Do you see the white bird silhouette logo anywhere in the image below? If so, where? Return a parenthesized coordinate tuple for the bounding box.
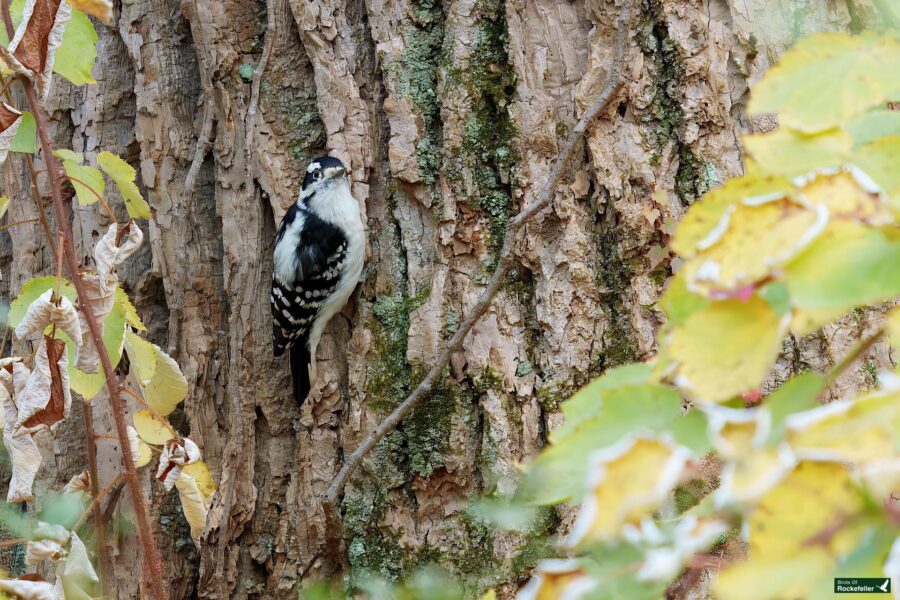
(878, 579, 890, 593)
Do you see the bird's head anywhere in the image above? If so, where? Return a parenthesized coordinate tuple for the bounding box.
(301, 156, 348, 197)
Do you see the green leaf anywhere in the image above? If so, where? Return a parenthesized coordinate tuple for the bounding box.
(53, 149, 83, 163)
(852, 135, 900, 202)
(845, 109, 900, 147)
(759, 281, 791, 316)
(9, 112, 35, 154)
(809, 527, 897, 600)
(743, 127, 851, 177)
(582, 543, 668, 600)
(62, 160, 105, 206)
(52, 9, 98, 86)
(521, 384, 683, 505)
(748, 32, 900, 133)
(97, 151, 151, 219)
(763, 372, 824, 446)
(785, 223, 900, 311)
(466, 497, 537, 532)
(554, 364, 653, 442)
(8, 276, 77, 328)
(669, 408, 712, 455)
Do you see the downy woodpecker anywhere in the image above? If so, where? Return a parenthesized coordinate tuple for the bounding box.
(272, 156, 365, 404)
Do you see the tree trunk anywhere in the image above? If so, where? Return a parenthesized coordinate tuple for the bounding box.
(0, 0, 895, 598)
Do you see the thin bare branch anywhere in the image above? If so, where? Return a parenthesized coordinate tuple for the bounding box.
(321, 0, 633, 558)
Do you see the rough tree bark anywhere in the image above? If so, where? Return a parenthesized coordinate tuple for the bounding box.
(0, 0, 895, 598)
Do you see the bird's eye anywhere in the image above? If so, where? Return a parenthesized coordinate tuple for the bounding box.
(313, 171, 322, 181)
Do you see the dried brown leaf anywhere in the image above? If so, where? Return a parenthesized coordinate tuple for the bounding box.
(19, 336, 70, 431)
(3, 0, 71, 97)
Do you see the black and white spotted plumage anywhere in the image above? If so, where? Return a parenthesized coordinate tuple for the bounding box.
(272, 156, 365, 404)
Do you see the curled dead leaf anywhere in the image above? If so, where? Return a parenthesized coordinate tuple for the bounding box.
(0, 576, 62, 600)
(156, 438, 200, 491)
(66, 0, 112, 23)
(14, 289, 81, 344)
(25, 538, 64, 566)
(75, 223, 142, 372)
(2, 363, 41, 502)
(62, 470, 91, 501)
(126, 425, 152, 468)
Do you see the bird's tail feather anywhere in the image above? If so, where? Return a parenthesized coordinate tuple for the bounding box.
(290, 345, 311, 405)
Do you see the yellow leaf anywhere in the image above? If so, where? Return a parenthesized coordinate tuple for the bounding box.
(116, 287, 146, 331)
(706, 407, 797, 506)
(714, 461, 872, 600)
(142, 347, 187, 416)
(175, 474, 208, 547)
(743, 127, 851, 177)
(0, 196, 8, 222)
(96, 151, 151, 219)
(182, 461, 215, 500)
(132, 409, 172, 446)
(713, 550, 835, 600)
(747, 32, 900, 133)
(786, 390, 900, 464)
(479, 590, 496, 600)
(669, 296, 789, 403)
(751, 461, 866, 559)
(672, 175, 792, 257)
(66, 0, 112, 24)
(123, 332, 186, 416)
(123, 330, 157, 386)
(567, 436, 690, 545)
(799, 170, 893, 225)
(679, 198, 826, 298)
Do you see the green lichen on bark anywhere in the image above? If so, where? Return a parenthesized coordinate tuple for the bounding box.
(397, 0, 446, 187)
(445, 0, 516, 253)
(637, 0, 711, 205)
(264, 89, 326, 163)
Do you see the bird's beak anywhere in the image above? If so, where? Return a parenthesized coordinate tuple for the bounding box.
(326, 166, 347, 179)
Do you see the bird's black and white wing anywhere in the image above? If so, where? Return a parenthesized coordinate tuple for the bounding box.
(271, 202, 349, 358)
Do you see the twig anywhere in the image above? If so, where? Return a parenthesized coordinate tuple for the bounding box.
(0, 218, 39, 231)
(0, 538, 25, 549)
(819, 326, 885, 397)
(321, 0, 633, 557)
(0, 72, 56, 262)
(0, 3, 168, 598)
(72, 474, 123, 533)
